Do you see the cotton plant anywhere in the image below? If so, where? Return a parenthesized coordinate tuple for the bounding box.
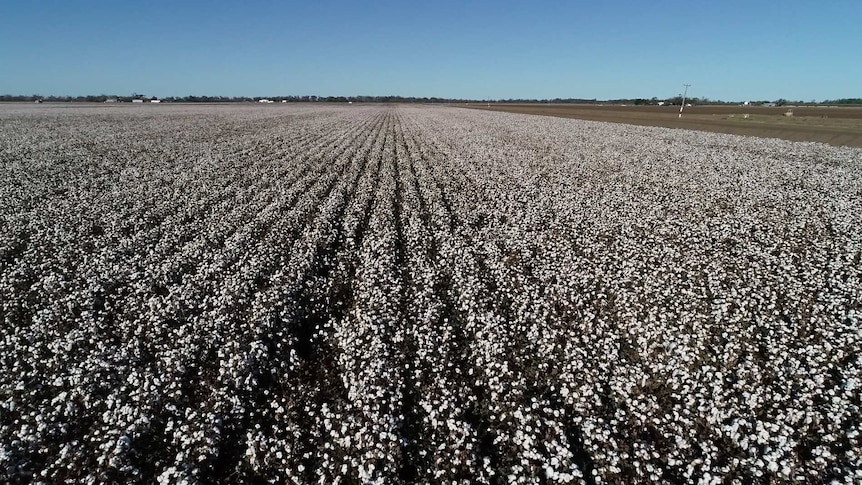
(1, 103, 860, 482)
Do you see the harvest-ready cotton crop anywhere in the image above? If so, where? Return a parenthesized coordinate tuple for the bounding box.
(1, 103, 860, 483)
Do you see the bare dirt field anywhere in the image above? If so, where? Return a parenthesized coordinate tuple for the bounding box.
(462, 103, 862, 147)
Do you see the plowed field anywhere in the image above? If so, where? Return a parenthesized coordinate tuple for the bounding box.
(464, 103, 862, 148)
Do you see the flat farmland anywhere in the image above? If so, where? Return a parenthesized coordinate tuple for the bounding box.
(463, 103, 862, 148)
(1, 103, 861, 483)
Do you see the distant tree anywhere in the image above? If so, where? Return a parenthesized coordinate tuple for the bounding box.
(824, 98, 862, 105)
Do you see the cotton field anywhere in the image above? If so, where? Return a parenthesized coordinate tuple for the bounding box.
(1, 103, 861, 483)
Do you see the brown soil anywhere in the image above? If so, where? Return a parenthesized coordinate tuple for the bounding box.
(460, 104, 862, 148)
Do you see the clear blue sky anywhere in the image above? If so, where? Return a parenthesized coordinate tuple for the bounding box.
(1, 0, 860, 101)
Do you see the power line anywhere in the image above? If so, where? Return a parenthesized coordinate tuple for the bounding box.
(679, 84, 691, 118)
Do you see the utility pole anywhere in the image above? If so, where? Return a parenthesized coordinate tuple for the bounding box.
(679, 84, 691, 118)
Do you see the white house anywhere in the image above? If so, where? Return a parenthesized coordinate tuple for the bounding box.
(132, 99, 144, 103)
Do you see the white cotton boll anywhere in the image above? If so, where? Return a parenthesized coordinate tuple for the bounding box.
(4, 103, 861, 484)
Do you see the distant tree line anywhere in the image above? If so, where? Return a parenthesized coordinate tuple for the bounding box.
(0, 94, 477, 103)
(2, 94, 860, 105)
(823, 98, 862, 105)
